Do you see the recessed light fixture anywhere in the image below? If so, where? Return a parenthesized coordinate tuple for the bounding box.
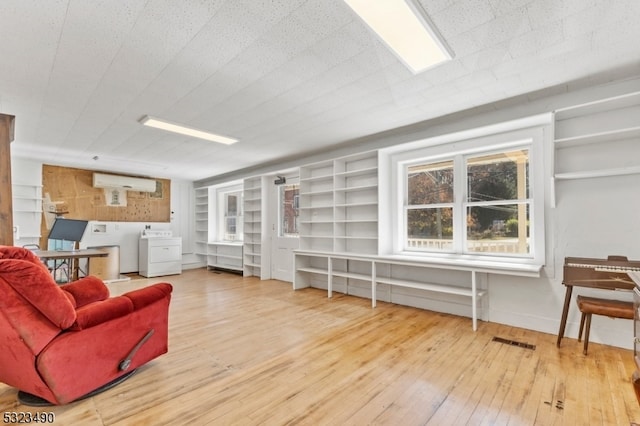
(139, 115, 238, 145)
(343, 0, 453, 74)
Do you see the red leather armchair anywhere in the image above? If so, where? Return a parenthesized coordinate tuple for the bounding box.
(0, 246, 173, 405)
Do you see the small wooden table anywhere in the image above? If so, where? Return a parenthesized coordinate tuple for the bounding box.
(34, 248, 109, 282)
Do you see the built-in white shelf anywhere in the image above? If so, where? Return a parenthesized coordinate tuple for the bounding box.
(555, 165, 640, 181)
(12, 183, 43, 245)
(194, 186, 210, 256)
(552, 89, 640, 196)
(334, 184, 377, 192)
(293, 251, 506, 331)
(243, 176, 265, 279)
(299, 189, 334, 196)
(554, 91, 640, 120)
(208, 241, 243, 273)
(298, 150, 378, 256)
(554, 126, 640, 147)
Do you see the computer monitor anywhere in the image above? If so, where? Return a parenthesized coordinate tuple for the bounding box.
(48, 218, 89, 243)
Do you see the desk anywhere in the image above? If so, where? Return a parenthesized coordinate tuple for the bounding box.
(34, 249, 109, 282)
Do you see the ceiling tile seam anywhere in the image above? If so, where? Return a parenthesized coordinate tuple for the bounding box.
(234, 75, 436, 145)
(51, 1, 150, 157)
(83, 2, 237, 155)
(193, 28, 436, 139)
(35, 0, 72, 150)
(124, 1, 318, 136)
(244, 62, 481, 144)
(235, 59, 468, 143)
(225, 57, 411, 141)
(434, 1, 497, 36)
(160, 16, 364, 138)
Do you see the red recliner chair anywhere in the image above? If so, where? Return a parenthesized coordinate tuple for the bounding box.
(0, 245, 172, 405)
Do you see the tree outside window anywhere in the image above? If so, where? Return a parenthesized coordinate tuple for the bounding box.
(405, 148, 531, 256)
(466, 149, 530, 254)
(406, 160, 454, 251)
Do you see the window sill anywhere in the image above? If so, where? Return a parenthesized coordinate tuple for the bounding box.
(383, 253, 542, 277)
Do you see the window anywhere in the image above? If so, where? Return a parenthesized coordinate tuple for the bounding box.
(213, 185, 243, 242)
(405, 149, 531, 256)
(466, 150, 530, 255)
(380, 115, 550, 268)
(406, 160, 454, 251)
(279, 184, 299, 237)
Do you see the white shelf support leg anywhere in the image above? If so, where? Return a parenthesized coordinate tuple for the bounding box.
(371, 261, 377, 308)
(472, 270, 477, 331)
(328, 256, 333, 299)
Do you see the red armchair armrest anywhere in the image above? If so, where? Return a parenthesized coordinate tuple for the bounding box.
(60, 276, 110, 308)
(67, 283, 172, 331)
(69, 297, 134, 331)
(123, 283, 173, 310)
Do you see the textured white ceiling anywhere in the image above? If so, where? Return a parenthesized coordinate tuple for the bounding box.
(1, 0, 639, 180)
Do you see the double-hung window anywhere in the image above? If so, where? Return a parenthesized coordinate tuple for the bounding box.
(213, 182, 243, 242)
(381, 115, 550, 268)
(224, 192, 241, 240)
(406, 160, 455, 251)
(405, 148, 531, 256)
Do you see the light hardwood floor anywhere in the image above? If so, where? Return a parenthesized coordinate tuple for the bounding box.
(1, 268, 639, 425)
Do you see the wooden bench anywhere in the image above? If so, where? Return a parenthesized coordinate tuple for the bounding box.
(576, 295, 634, 355)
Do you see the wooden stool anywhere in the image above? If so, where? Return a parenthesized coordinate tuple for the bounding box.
(576, 295, 634, 355)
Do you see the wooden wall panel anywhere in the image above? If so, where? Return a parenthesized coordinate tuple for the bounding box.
(0, 114, 15, 246)
(42, 164, 170, 225)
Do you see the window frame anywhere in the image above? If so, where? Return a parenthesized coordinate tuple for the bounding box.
(379, 115, 551, 269)
(278, 183, 300, 238)
(212, 182, 244, 242)
(403, 145, 533, 257)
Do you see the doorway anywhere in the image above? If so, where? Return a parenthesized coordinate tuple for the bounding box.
(268, 172, 300, 282)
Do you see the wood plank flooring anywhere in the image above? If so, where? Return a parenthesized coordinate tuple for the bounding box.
(1, 268, 639, 425)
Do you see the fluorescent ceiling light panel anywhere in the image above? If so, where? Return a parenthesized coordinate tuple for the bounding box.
(343, 0, 453, 73)
(140, 115, 238, 145)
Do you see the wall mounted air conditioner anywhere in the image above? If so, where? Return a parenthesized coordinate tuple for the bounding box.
(93, 173, 157, 192)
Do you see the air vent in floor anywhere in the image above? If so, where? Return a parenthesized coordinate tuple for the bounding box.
(492, 336, 536, 350)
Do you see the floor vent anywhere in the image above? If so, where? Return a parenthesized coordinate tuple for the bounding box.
(492, 336, 536, 350)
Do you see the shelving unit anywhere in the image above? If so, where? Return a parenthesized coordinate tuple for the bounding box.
(291, 251, 518, 331)
(554, 91, 640, 182)
(207, 242, 243, 273)
(243, 176, 263, 278)
(290, 149, 546, 330)
(194, 186, 209, 257)
(12, 183, 42, 246)
(299, 159, 335, 252)
(298, 151, 379, 254)
(334, 151, 378, 254)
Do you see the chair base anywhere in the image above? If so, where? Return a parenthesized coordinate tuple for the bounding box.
(17, 369, 137, 406)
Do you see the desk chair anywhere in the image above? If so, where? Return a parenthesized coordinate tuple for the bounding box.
(22, 244, 70, 283)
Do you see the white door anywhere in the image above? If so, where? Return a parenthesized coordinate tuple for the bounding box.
(269, 174, 300, 282)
